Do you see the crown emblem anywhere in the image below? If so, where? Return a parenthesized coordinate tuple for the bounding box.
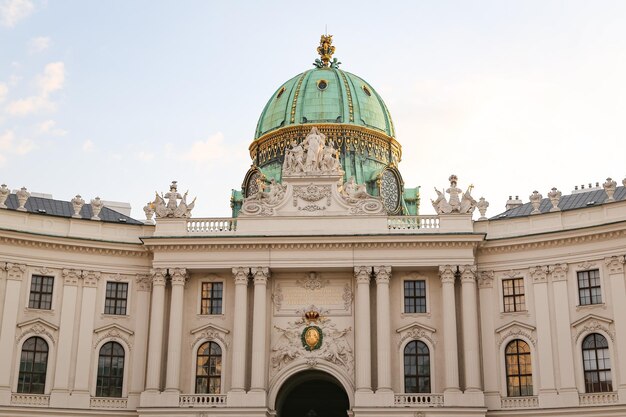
(304, 310, 320, 323)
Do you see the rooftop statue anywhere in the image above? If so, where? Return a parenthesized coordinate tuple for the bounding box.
(314, 34, 340, 69)
(432, 175, 477, 215)
(153, 181, 196, 218)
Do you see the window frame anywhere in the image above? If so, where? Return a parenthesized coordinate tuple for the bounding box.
(504, 339, 534, 397)
(582, 333, 613, 393)
(577, 269, 602, 306)
(200, 281, 224, 315)
(104, 281, 129, 316)
(27, 275, 55, 310)
(403, 279, 427, 314)
(194, 341, 223, 394)
(16, 336, 49, 395)
(95, 341, 126, 398)
(403, 339, 431, 394)
(196, 276, 226, 316)
(501, 277, 526, 313)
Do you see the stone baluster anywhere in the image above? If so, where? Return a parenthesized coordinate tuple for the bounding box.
(144, 268, 167, 391)
(605, 256, 626, 398)
(250, 267, 270, 394)
(0, 263, 25, 404)
(73, 271, 100, 406)
(439, 265, 460, 393)
(230, 267, 249, 392)
(354, 266, 372, 392)
(50, 269, 81, 406)
(165, 268, 187, 392)
(460, 265, 481, 392)
(374, 266, 392, 393)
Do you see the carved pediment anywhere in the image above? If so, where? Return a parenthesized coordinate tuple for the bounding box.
(16, 318, 59, 344)
(93, 323, 134, 350)
(190, 323, 230, 348)
(572, 314, 614, 342)
(495, 321, 536, 347)
(396, 322, 437, 348)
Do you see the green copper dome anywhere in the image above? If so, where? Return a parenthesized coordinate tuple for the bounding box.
(254, 67, 395, 140)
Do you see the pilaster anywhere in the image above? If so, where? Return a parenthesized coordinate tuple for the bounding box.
(478, 270, 499, 408)
(439, 265, 460, 396)
(460, 265, 483, 403)
(249, 267, 270, 403)
(354, 266, 372, 394)
(0, 263, 25, 405)
(229, 267, 249, 395)
(605, 256, 626, 401)
(373, 266, 393, 403)
(130, 274, 151, 402)
(165, 268, 187, 392)
(143, 268, 167, 395)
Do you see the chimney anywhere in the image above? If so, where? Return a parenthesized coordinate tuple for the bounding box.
(506, 195, 523, 211)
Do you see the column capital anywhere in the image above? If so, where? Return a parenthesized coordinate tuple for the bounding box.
(82, 270, 100, 288)
(373, 266, 391, 284)
(604, 256, 625, 274)
(62, 268, 81, 286)
(150, 268, 167, 286)
(135, 274, 152, 291)
(549, 263, 569, 281)
(170, 268, 188, 286)
(232, 267, 250, 285)
(6, 263, 26, 281)
(251, 267, 270, 285)
(529, 265, 549, 283)
(477, 270, 494, 288)
(460, 265, 477, 283)
(438, 265, 456, 284)
(354, 266, 371, 284)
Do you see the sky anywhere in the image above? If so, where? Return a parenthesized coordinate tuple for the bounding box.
(1, 0, 626, 220)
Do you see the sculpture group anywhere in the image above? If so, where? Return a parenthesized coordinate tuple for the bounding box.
(431, 175, 477, 215)
(282, 127, 342, 176)
(153, 181, 196, 218)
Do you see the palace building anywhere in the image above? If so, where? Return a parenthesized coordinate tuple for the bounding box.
(1, 35, 626, 417)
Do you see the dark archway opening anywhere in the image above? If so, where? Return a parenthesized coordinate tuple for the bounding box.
(276, 370, 350, 417)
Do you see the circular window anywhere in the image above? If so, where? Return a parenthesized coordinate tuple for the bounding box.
(380, 169, 401, 213)
(362, 85, 371, 96)
(317, 80, 328, 91)
(246, 171, 261, 198)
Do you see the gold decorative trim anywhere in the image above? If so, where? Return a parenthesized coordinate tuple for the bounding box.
(289, 73, 306, 124)
(338, 71, 354, 122)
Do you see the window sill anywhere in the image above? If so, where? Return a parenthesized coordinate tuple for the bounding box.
(196, 314, 226, 319)
(400, 312, 431, 318)
(24, 307, 54, 314)
(499, 310, 529, 318)
(100, 313, 130, 319)
(576, 303, 606, 311)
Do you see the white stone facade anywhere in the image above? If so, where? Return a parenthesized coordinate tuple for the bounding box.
(1, 170, 626, 417)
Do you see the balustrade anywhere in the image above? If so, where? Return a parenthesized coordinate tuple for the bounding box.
(179, 394, 227, 407)
(500, 396, 539, 408)
(393, 394, 444, 407)
(387, 215, 440, 230)
(90, 397, 128, 409)
(579, 392, 618, 406)
(187, 218, 237, 233)
(10, 394, 50, 407)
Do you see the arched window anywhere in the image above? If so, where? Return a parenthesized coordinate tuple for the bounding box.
(196, 341, 222, 394)
(404, 340, 430, 393)
(505, 339, 533, 396)
(17, 336, 48, 394)
(96, 341, 125, 397)
(582, 333, 613, 393)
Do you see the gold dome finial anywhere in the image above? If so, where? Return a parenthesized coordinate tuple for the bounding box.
(316, 34, 335, 67)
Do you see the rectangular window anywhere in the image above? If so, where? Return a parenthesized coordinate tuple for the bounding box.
(502, 278, 525, 312)
(578, 269, 602, 305)
(28, 275, 54, 310)
(104, 282, 128, 315)
(404, 280, 426, 313)
(201, 282, 223, 315)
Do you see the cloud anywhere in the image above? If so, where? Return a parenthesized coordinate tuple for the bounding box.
(29, 36, 51, 53)
(38, 119, 67, 136)
(181, 132, 226, 162)
(0, 83, 7, 102)
(0, 0, 34, 28)
(6, 96, 51, 115)
(82, 139, 94, 152)
(38, 62, 64, 96)
(0, 129, 37, 166)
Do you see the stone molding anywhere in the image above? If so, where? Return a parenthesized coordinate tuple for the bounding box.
(529, 266, 549, 283)
(0, 235, 148, 258)
(373, 266, 391, 284)
(459, 265, 477, 283)
(62, 268, 81, 286)
(495, 321, 537, 347)
(477, 270, 495, 288)
(15, 318, 59, 345)
(150, 268, 167, 286)
(190, 323, 231, 349)
(549, 263, 569, 281)
(572, 314, 614, 342)
(251, 267, 270, 285)
(6, 263, 26, 281)
(170, 268, 188, 286)
(82, 270, 101, 288)
(438, 265, 456, 284)
(604, 256, 625, 274)
(135, 274, 151, 291)
(354, 266, 371, 284)
(396, 322, 437, 348)
(93, 323, 134, 350)
(232, 267, 249, 285)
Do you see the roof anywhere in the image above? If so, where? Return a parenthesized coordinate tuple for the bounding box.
(491, 186, 626, 220)
(254, 67, 395, 140)
(3, 194, 144, 225)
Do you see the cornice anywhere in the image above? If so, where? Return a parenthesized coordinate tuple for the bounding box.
(0, 230, 149, 258)
(477, 223, 626, 255)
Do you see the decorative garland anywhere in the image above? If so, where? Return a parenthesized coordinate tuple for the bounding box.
(301, 325, 323, 351)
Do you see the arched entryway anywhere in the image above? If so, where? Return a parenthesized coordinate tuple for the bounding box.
(275, 370, 350, 417)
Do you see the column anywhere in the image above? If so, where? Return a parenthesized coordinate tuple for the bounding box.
(0, 263, 25, 404)
(478, 271, 499, 408)
(51, 269, 81, 397)
(460, 265, 481, 391)
(529, 266, 557, 405)
(144, 268, 167, 391)
(250, 267, 270, 392)
(73, 271, 100, 403)
(131, 275, 152, 398)
(549, 264, 577, 402)
(165, 268, 187, 392)
(374, 266, 392, 392)
(230, 267, 249, 392)
(605, 256, 626, 399)
(354, 266, 372, 392)
(439, 265, 460, 392)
